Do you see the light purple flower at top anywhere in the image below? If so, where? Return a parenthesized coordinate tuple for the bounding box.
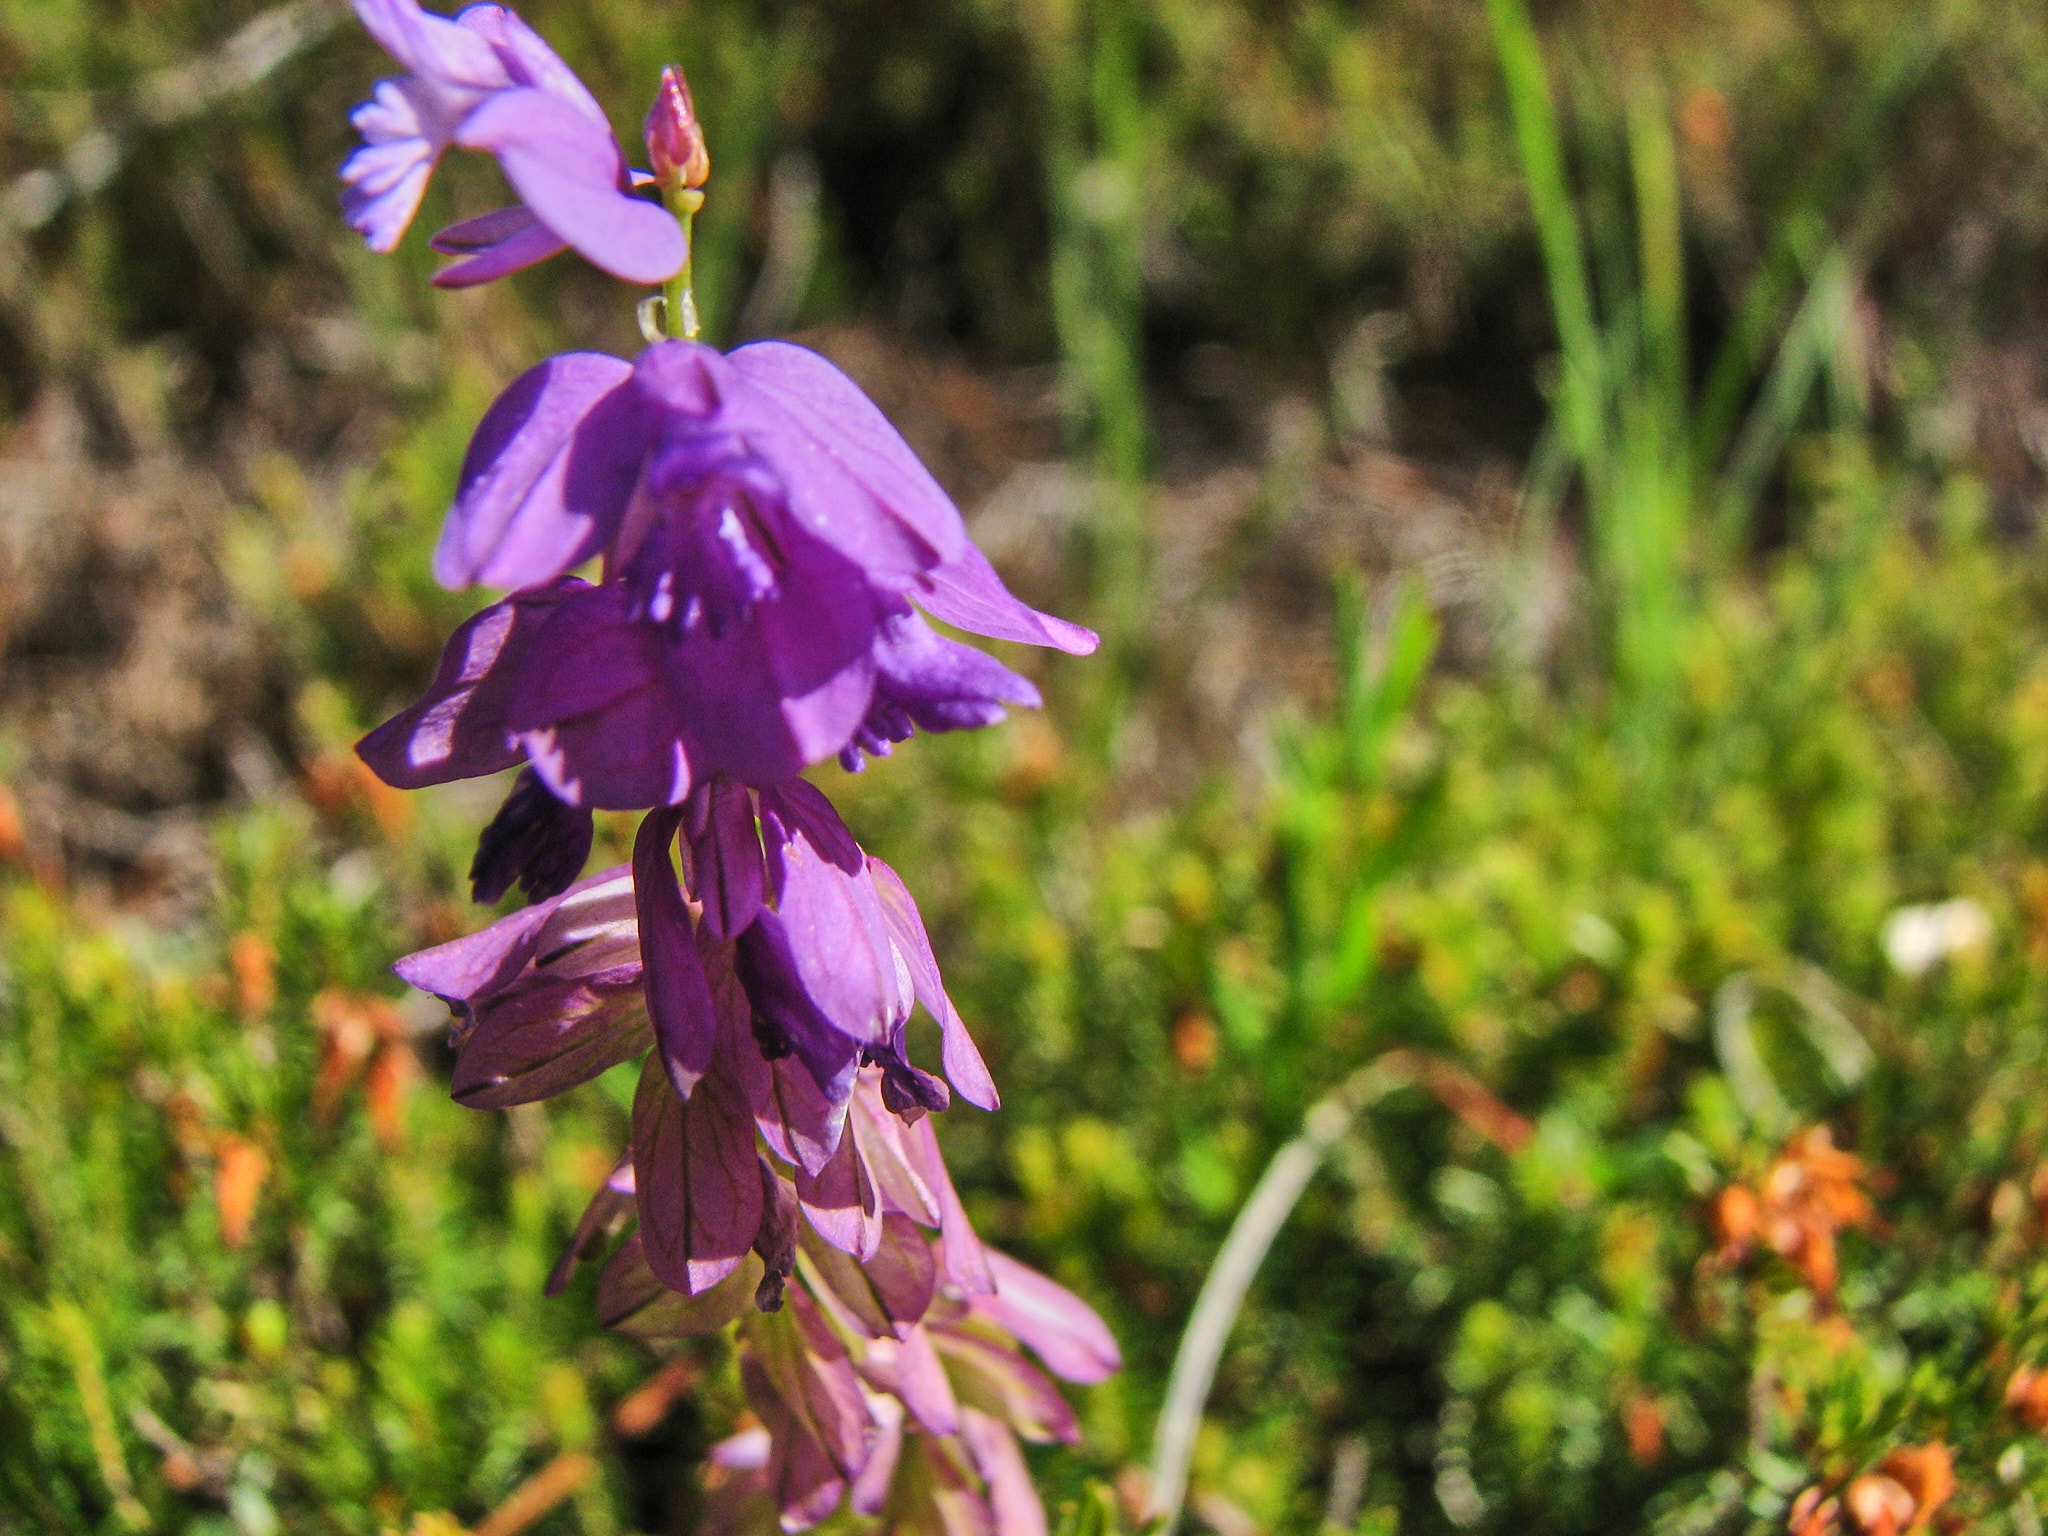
(358, 339, 1095, 807)
(342, 0, 683, 286)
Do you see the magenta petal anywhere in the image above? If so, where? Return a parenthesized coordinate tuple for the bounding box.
(631, 1054, 761, 1295)
(976, 1250, 1121, 1384)
(897, 1326, 962, 1436)
(635, 808, 718, 1099)
(725, 341, 968, 575)
(450, 964, 648, 1107)
(744, 1352, 850, 1532)
(847, 1395, 904, 1517)
(848, 1083, 942, 1228)
(758, 781, 864, 880)
(391, 896, 555, 1031)
(928, 1327, 1079, 1445)
(902, 1112, 994, 1295)
(354, 0, 504, 86)
(436, 352, 644, 589)
(795, 1123, 882, 1260)
(457, 3, 607, 125)
(455, 88, 685, 285)
(431, 202, 536, 251)
(917, 1437, 999, 1536)
(737, 912, 869, 1104)
(960, 1410, 1049, 1536)
(358, 580, 585, 788)
(687, 779, 766, 939)
(747, 1290, 877, 1504)
(757, 1051, 852, 1177)
(433, 215, 569, 287)
(757, 788, 908, 1047)
(864, 1213, 940, 1336)
(914, 542, 1098, 656)
(868, 855, 998, 1111)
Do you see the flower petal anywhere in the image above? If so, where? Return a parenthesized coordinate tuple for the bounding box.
(354, 0, 505, 88)
(794, 1120, 882, 1259)
(598, 1233, 763, 1336)
(688, 778, 766, 939)
(928, 1326, 1079, 1445)
(357, 580, 585, 788)
(868, 854, 998, 1111)
(455, 87, 685, 284)
(724, 340, 968, 579)
(635, 807, 719, 1098)
(976, 1250, 1121, 1384)
(450, 962, 648, 1107)
(913, 541, 1098, 656)
(436, 351, 645, 589)
(960, 1409, 1049, 1536)
(546, 1153, 635, 1296)
(632, 1053, 762, 1295)
(432, 212, 570, 287)
(757, 1050, 853, 1176)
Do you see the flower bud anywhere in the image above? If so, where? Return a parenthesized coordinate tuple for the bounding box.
(646, 65, 711, 191)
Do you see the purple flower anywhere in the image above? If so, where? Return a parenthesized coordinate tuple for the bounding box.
(468, 765, 593, 902)
(342, 0, 683, 286)
(393, 864, 649, 1107)
(724, 1229, 1118, 1534)
(359, 340, 1094, 808)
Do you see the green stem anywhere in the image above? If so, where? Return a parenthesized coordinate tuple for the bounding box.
(662, 187, 704, 341)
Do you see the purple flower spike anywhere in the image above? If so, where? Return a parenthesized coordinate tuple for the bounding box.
(342, 0, 684, 286)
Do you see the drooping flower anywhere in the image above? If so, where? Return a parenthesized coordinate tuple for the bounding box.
(548, 1136, 1118, 1536)
(719, 1225, 1117, 1535)
(358, 340, 1095, 808)
(342, 0, 684, 286)
(393, 863, 649, 1107)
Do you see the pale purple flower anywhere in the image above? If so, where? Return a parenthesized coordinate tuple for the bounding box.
(393, 864, 649, 1107)
(342, 0, 683, 286)
(359, 340, 1094, 808)
(728, 1227, 1118, 1534)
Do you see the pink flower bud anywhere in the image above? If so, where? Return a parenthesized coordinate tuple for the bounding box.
(645, 65, 710, 190)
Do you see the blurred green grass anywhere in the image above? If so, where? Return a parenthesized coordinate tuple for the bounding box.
(14, 1, 2048, 1533)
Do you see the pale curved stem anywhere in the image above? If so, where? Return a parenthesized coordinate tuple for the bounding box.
(1147, 1058, 1416, 1535)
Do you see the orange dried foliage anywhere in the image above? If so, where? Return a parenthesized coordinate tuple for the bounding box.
(1171, 1011, 1218, 1073)
(312, 988, 412, 1147)
(303, 750, 413, 840)
(229, 930, 275, 1021)
(1622, 1394, 1664, 1465)
(2008, 1365, 2048, 1427)
(1789, 1487, 1841, 1536)
(213, 1134, 268, 1248)
(0, 781, 23, 864)
(1875, 1443, 1953, 1530)
(471, 1451, 597, 1536)
(613, 1356, 700, 1438)
(1379, 1047, 1534, 1154)
(1844, 1475, 1915, 1536)
(1711, 1126, 1876, 1300)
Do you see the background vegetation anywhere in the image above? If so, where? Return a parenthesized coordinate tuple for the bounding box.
(10, 0, 2048, 1532)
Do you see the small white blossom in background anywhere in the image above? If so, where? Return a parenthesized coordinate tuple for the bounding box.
(1881, 898, 1992, 977)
